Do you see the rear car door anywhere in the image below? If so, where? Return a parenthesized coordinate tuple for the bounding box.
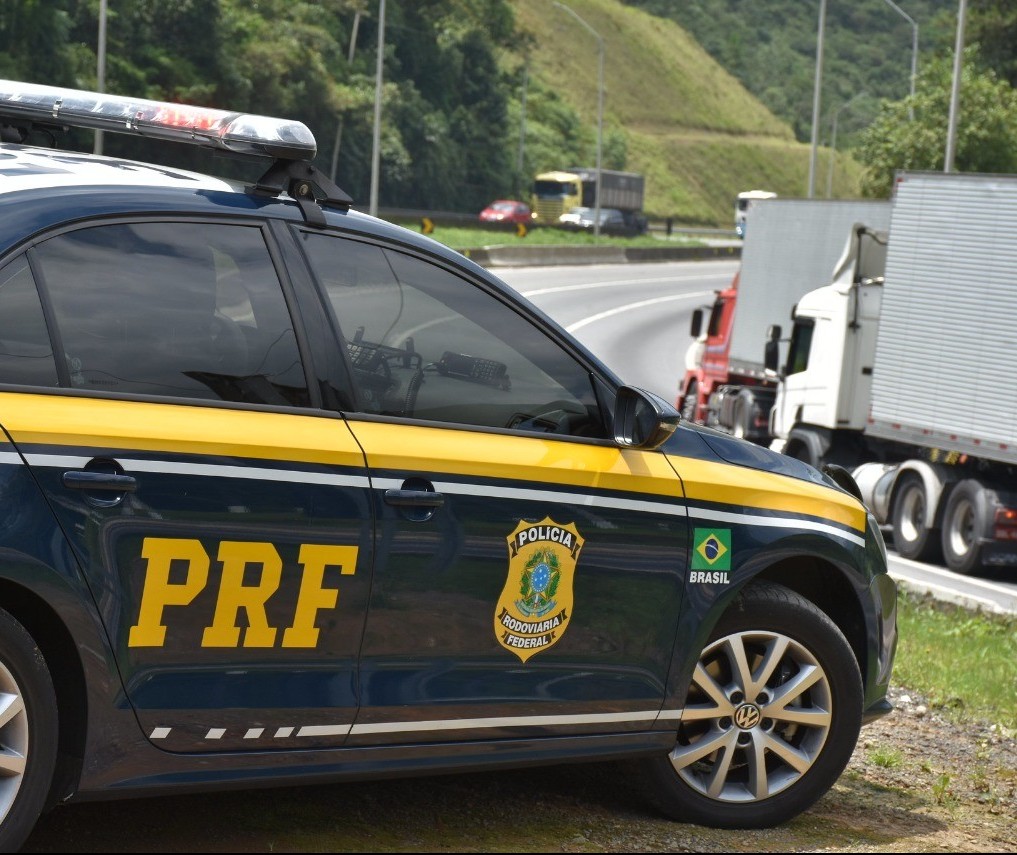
(295, 230, 690, 744)
(0, 219, 372, 752)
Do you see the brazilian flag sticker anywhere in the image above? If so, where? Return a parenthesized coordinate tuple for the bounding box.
(692, 528, 731, 570)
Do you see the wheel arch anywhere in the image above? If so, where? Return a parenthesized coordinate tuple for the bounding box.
(0, 579, 88, 806)
(752, 555, 868, 679)
(671, 553, 871, 712)
(784, 426, 830, 470)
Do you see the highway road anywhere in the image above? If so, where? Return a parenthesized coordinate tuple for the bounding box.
(496, 259, 1017, 615)
(499, 258, 737, 402)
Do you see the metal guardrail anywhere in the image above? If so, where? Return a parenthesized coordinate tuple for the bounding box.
(375, 207, 737, 239)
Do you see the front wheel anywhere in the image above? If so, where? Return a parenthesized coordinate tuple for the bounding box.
(0, 608, 59, 852)
(635, 583, 862, 828)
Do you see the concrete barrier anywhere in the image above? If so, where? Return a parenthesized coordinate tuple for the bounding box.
(462, 243, 741, 268)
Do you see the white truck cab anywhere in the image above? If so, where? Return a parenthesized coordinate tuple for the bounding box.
(768, 225, 888, 468)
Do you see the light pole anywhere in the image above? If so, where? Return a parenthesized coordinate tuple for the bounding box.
(808, 0, 827, 198)
(94, 0, 107, 155)
(882, 0, 918, 120)
(552, 2, 604, 237)
(369, 0, 385, 217)
(331, 8, 363, 181)
(944, 0, 967, 173)
(826, 92, 866, 198)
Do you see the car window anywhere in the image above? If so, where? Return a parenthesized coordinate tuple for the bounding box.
(298, 233, 607, 438)
(30, 221, 310, 406)
(0, 254, 59, 386)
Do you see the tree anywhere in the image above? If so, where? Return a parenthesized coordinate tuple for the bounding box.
(968, 0, 1017, 88)
(857, 48, 1017, 198)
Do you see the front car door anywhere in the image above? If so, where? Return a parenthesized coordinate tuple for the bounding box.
(295, 230, 690, 744)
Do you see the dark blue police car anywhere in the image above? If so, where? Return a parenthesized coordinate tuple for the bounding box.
(0, 80, 896, 850)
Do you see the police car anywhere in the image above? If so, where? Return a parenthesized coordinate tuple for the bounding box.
(0, 80, 897, 850)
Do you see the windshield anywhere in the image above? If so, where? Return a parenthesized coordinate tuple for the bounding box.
(534, 180, 574, 197)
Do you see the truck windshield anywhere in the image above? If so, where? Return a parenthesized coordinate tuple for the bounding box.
(534, 180, 573, 197)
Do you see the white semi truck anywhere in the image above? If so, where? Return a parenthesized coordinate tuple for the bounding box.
(767, 171, 1017, 575)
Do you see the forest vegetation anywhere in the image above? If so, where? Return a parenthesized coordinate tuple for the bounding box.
(1, 1, 1015, 225)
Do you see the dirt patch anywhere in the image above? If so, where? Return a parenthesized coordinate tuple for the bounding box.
(22, 686, 1016, 853)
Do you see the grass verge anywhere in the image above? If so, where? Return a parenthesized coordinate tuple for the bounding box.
(391, 221, 706, 251)
(894, 587, 1017, 730)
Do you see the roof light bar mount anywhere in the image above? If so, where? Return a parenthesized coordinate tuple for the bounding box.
(253, 159, 354, 225)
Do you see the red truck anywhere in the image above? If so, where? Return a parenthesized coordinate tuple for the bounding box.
(677, 197, 892, 444)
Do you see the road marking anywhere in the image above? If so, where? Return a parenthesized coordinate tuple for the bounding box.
(567, 291, 716, 333)
(520, 271, 733, 298)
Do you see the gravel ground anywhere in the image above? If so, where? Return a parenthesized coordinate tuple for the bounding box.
(21, 686, 1017, 853)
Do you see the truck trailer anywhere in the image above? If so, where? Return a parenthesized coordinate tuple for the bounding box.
(677, 197, 891, 444)
(531, 167, 646, 230)
(768, 171, 1017, 575)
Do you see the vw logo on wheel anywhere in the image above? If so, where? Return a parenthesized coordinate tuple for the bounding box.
(734, 703, 762, 729)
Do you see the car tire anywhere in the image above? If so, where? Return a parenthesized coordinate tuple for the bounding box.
(0, 608, 59, 853)
(635, 583, 862, 829)
(940, 479, 987, 575)
(891, 474, 942, 563)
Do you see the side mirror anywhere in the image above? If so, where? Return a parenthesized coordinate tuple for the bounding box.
(689, 308, 703, 338)
(613, 385, 680, 450)
(764, 324, 781, 373)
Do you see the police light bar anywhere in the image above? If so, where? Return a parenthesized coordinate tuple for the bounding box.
(0, 80, 316, 161)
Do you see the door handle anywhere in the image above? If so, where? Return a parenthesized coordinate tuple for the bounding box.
(62, 471, 138, 492)
(383, 489, 444, 508)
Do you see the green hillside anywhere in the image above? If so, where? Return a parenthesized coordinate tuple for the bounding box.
(509, 0, 866, 225)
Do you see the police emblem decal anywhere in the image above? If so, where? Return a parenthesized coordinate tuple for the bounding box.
(495, 517, 583, 662)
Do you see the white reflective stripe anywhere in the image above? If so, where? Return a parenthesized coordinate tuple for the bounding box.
(296, 724, 353, 737)
(146, 712, 666, 742)
(378, 477, 864, 546)
(21, 454, 91, 468)
(10, 454, 863, 545)
(374, 477, 685, 518)
(350, 709, 661, 735)
(690, 505, 866, 548)
(20, 454, 370, 489)
(654, 708, 684, 724)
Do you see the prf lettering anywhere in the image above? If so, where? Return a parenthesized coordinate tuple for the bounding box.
(128, 538, 358, 649)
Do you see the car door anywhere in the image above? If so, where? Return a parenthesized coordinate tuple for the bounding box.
(1, 219, 373, 752)
(295, 230, 690, 745)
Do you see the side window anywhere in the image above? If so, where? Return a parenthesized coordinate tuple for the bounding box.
(0, 255, 59, 387)
(31, 222, 309, 406)
(299, 233, 606, 437)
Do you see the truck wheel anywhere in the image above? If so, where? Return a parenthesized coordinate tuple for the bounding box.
(0, 608, 58, 853)
(891, 474, 942, 563)
(634, 583, 862, 829)
(680, 381, 698, 422)
(941, 479, 987, 575)
(731, 395, 749, 439)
